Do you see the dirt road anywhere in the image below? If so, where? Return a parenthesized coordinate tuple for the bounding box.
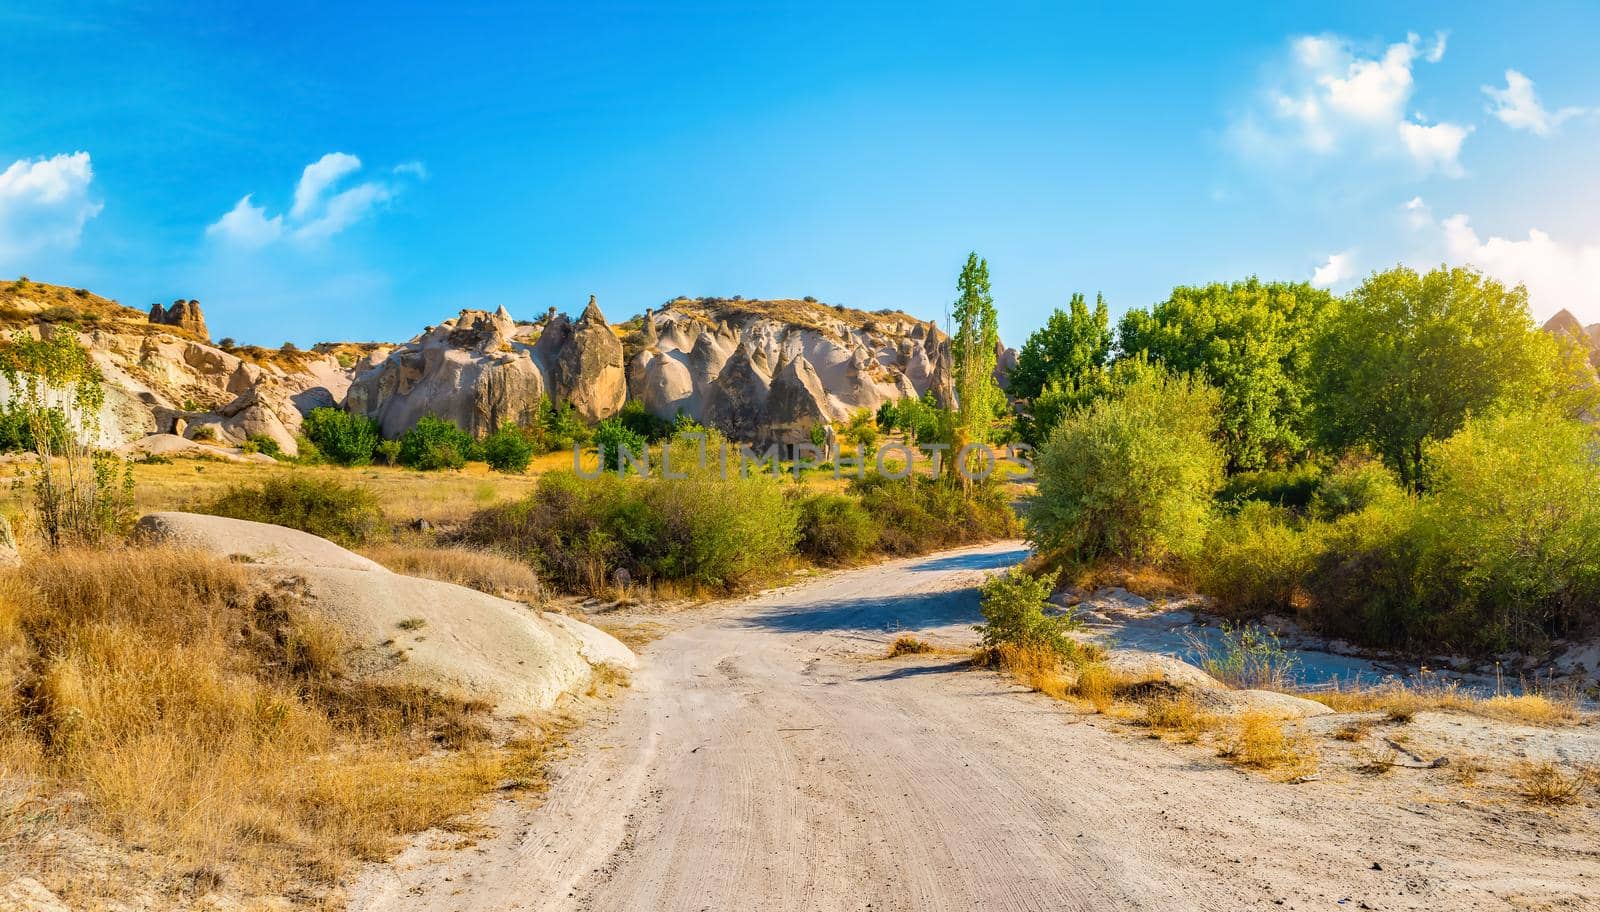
(351, 541, 1600, 912)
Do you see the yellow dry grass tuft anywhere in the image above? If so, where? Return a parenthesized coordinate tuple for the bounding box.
(886, 634, 936, 658)
(1515, 762, 1583, 805)
(1140, 694, 1219, 742)
(1219, 711, 1319, 780)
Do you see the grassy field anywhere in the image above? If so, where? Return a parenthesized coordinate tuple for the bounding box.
(0, 435, 1033, 528)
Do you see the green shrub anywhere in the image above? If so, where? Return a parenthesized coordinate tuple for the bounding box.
(461, 469, 798, 593)
(199, 476, 383, 545)
(539, 398, 591, 453)
(1195, 502, 1317, 616)
(1309, 456, 1406, 520)
(977, 568, 1073, 656)
(244, 434, 283, 459)
(1218, 463, 1324, 513)
(0, 402, 68, 453)
(376, 439, 402, 466)
(617, 399, 673, 442)
(399, 416, 474, 470)
(1300, 500, 1419, 647)
(852, 475, 1017, 555)
(189, 425, 218, 442)
(795, 493, 880, 564)
(1025, 367, 1224, 565)
(479, 425, 536, 473)
(592, 418, 647, 474)
(300, 407, 380, 466)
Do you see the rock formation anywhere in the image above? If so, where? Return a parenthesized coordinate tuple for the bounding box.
(626, 298, 952, 445)
(1542, 308, 1600, 369)
(148, 298, 209, 340)
(347, 296, 626, 438)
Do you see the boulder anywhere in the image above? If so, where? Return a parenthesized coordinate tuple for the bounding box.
(133, 512, 636, 716)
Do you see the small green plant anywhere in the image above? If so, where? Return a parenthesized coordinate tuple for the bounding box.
(398, 416, 474, 471)
(244, 434, 283, 459)
(199, 476, 383, 545)
(976, 568, 1073, 657)
(376, 438, 402, 466)
(189, 425, 218, 442)
(1186, 622, 1299, 689)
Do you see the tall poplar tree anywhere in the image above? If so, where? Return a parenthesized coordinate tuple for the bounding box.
(951, 252, 1001, 478)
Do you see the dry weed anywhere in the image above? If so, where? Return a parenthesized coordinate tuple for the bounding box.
(886, 634, 935, 657)
(1516, 762, 1582, 805)
(1219, 711, 1319, 780)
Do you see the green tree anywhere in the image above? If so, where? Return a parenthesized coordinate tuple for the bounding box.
(1118, 278, 1335, 471)
(1310, 265, 1592, 490)
(1025, 365, 1224, 565)
(1009, 292, 1112, 402)
(951, 253, 1001, 480)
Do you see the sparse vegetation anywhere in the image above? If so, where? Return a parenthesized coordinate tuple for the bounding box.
(198, 476, 383, 545)
(1218, 711, 1319, 779)
(361, 543, 543, 604)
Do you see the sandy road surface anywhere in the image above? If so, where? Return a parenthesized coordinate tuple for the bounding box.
(352, 541, 1600, 912)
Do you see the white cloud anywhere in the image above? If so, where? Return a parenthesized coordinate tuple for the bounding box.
(1397, 120, 1472, 177)
(1408, 197, 1600, 323)
(0, 151, 103, 265)
(1483, 69, 1585, 136)
(1234, 30, 1468, 177)
(206, 195, 284, 247)
(290, 152, 362, 221)
(393, 161, 429, 179)
(1312, 250, 1356, 287)
(207, 152, 417, 248)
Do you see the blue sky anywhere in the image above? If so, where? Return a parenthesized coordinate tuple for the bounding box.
(3, 1, 1598, 346)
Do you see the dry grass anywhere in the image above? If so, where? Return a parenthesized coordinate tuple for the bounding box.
(980, 644, 1144, 715)
(886, 634, 935, 657)
(1306, 679, 1584, 727)
(1140, 695, 1219, 742)
(1515, 761, 1583, 805)
(1333, 718, 1375, 742)
(592, 621, 667, 653)
(0, 545, 568, 907)
(0, 459, 548, 531)
(362, 543, 544, 605)
(1218, 711, 1320, 780)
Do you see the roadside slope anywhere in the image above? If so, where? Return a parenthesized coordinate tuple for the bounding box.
(351, 541, 1600, 912)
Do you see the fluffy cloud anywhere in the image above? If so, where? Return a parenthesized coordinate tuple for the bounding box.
(1311, 250, 1355, 288)
(1483, 70, 1585, 136)
(1235, 30, 1468, 177)
(207, 152, 412, 247)
(1408, 197, 1600, 322)
(0, 152, 103, 265)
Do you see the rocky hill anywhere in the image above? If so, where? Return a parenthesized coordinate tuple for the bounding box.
(2, 282, 956, 454)
(0, 280, 348, 454)
(1542, 308, 1600, 368)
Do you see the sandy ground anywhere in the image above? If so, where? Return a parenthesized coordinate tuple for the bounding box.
(348, 541, 1600, 912)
